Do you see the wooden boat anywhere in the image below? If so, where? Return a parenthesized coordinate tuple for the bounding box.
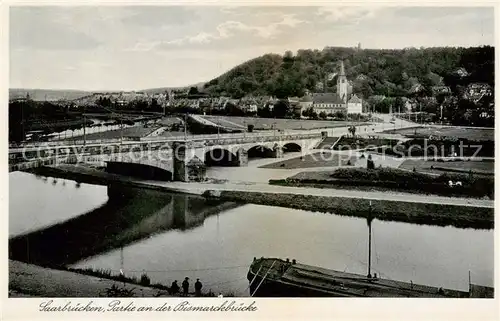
(247, 203, 493, 298)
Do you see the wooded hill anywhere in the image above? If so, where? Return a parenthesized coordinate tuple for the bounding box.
(203, 46, 494, 99)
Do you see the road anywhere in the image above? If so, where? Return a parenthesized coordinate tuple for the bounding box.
(9, 113, 417, 152)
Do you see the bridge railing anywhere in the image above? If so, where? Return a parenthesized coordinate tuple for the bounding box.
(10, 131, 323, 152)
(199, 132, 322, 146)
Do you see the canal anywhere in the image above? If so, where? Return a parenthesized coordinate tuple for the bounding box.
(9, 171, 494, 296)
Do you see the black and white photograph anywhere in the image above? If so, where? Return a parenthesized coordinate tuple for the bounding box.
(5, 3, 495, 310)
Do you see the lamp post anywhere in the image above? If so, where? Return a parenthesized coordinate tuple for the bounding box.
(83, 109, 86, 146)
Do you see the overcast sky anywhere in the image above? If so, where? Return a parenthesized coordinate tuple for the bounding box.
(9, 6, 494, 91)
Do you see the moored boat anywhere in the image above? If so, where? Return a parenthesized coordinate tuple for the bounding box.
(247, 257, 492, 297)
(247, 202, 493, 298)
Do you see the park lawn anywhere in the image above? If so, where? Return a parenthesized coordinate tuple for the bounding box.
(270, 167, 494, 199)
(399, 159, 494, 175)
(202, 115, 370, 131)
(332, 136, 400, 150)
(259, 152, 356, 169)
(384, 126, 494, 141)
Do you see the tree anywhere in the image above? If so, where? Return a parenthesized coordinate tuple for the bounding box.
(272, 100, 290, 118)
(319, 111, 327, 119)
(334, 111, 346, 120)
(257, 105, 272, 118)
(188, 87, 200, 96)
(393, 97, 405, 114)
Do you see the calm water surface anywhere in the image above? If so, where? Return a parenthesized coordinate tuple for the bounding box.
(9, 171, 494, 296)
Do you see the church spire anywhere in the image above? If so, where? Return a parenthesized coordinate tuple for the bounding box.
(339, 60, 346, 76)
(337, 60, 348, 102)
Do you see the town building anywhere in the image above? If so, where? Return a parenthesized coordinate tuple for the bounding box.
(298, 61, 364, 115)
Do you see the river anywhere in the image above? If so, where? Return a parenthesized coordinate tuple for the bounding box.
(9, 171, 494, 296)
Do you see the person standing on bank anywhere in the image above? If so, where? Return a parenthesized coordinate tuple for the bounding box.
(195, 279, 203, 296)
(182, 277, 189, 296)
(170, 280, 180, 295)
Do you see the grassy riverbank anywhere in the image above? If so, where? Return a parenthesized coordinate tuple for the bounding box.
(270, 167, 494, 199)
(9, 260, 234, 298)
(205, 190, 493, 229)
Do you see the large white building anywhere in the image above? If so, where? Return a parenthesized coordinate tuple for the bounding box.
(299, 61, 364, 115)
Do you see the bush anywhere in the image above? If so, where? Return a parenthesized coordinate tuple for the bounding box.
(328, 167, 493, 198)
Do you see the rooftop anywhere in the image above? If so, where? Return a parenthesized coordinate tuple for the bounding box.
(312, 93, 344, 104)
(348, 94, 363, 104)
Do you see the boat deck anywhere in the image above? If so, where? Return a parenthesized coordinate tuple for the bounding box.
(250, 258, 485, 298)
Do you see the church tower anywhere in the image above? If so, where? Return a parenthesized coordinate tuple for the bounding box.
(337, 60, 348, 102)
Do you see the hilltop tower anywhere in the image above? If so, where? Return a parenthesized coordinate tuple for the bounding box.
(337, 60, 348, 102)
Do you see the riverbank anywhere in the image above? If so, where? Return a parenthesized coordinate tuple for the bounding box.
(26, 165, 494, 229)
(10, 259, 236, 298)
(9, 260, 170, 297)
(204, 190, 493, 229)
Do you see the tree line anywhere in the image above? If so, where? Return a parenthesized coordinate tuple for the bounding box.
(203, 46, 494, 99)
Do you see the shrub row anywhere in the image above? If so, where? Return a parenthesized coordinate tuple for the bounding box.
(270, 167, 494, 199)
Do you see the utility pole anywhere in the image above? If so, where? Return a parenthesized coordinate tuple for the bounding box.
(184, 113, 187, 140)
(367, 200, 373, 279)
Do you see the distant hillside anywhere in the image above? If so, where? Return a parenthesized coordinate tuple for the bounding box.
(9, 82, 206, 101)
(203, 46, 494, 99)
(141, 82, 206, 94)
(9, 88, 92, 101)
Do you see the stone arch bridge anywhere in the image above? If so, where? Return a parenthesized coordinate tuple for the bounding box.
(9, 132, 323, 182)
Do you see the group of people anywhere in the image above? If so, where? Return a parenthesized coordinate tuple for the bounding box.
(170, 277, 203, 297)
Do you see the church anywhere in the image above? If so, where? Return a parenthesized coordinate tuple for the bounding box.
(299, 61, 363, 115)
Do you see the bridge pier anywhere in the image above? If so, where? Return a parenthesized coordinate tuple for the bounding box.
(271, 146, 284, 158)
(172, 142, 206, 182)
(172, 142, 189, 182)
(237, 148, 248, 166)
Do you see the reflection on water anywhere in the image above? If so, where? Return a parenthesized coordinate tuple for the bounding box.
(9, 171, 108, 237)
(9, 183, 238, 267)
(9, 172, 494, 296)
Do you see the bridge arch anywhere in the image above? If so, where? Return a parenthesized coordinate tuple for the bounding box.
(106, 161, 173, 181)
(247, 145, 274, 159)
(204, 148, 239, 166)
(282, 142, 302, 153)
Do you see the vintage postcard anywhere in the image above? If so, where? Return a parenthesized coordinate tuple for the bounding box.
(2, 1, 498, 320)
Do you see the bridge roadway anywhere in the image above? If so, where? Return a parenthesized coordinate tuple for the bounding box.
(9, 115, 413, 153)
(10, 130, 322, 153)
(8, 115, 419, 174)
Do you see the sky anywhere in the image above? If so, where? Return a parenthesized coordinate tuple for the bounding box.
(9, 6, 495, 91)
